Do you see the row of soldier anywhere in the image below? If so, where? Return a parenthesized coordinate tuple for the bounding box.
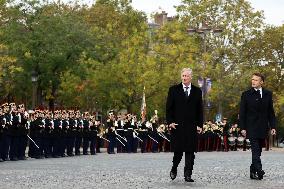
(0, 103, 173, 162)
(0, 103, 104, 161)
(104, 110, 171, 154)
(1, 103, 265, 163)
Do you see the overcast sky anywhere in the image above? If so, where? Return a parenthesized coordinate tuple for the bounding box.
(68, 0, 284, 26)
(130, 0, 284, 26)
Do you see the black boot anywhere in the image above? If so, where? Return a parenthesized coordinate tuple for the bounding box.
(184, 167, 194, 182)
(170, 166, 177, 180)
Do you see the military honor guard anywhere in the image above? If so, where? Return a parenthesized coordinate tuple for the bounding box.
(17, 104, 29, 160)
(106, 111, 116, 154)
(66, 110, 76, 156)
(116, 114, 126, 153)
(138, 117, 148, 153)
(0, 105, 6, 162)
(52, 110, 62, 158)
(75, 110, 83, 155)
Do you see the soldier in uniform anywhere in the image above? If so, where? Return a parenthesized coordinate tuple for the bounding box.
(89, 116, 98, 155)
(28, 110, 35, 158)
(106, 111, 116, 154)
(145, 121, 152, 152)
(1, 103, 11, 161)
(17, 104, 29, 160)
(212, 122, 222, 151)
(66, 110, 76, 156)
(95, 119, 102, 153)
(131, 115, 139, 153)
(150, 113, 159, 153)
(124, 114, 135, 153)
(52, 110, 62, 158)
(82, 112, 91, 155)
(116, 114, 126, 153)
(157, 124, 170, 152)
(204, 120, 215, 151)
(61, 110, 69, 157)
(29, 109, 44, 159)
(229, 123, 239, 151)
(221, 118, 230, 151)
(75, 110, 83, 155)
(42, 110, 53, 158)
(138, 117, 148, 153)
(9, 103, 21, 161)
(0, 106, 5, 162)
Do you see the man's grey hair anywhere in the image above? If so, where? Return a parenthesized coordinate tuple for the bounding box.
(181, 68, 193, 75)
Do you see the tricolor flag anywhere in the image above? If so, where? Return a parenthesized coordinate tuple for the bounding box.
(141, 86, 146, 119)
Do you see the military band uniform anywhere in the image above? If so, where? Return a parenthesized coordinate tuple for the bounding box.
(106, 119, 115, 154)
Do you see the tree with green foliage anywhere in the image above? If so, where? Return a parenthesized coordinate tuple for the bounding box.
(176, 0, 265, 121)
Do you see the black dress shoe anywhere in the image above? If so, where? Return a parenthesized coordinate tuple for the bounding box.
(35, 156, 44, 159)
(259, 170, 265, 176)
(257, 170, 265, 180)
(250, 172, 258, 180)
(18, 156, 27, 160)
(184, 168, 194, 182)
(184, 176, 194, 182)
(0, 158, 4, 162)
(10, 157, 18, 161)
(170, 167, 177, 180)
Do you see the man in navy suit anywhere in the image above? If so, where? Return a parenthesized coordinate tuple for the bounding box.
(239, 73, 276, 180)
(166, 68, 203, 182)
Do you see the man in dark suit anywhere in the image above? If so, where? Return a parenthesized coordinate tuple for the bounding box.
(239, 73, 276, 180)
(166, 68, 203, 182)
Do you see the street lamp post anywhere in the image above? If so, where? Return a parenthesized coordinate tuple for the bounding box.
(31, 70, 38, 110)
(187, 22, 222, 122)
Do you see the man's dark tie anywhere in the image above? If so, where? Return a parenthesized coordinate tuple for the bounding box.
(185, 87, 189, 97)
(256, 89, 261, 99)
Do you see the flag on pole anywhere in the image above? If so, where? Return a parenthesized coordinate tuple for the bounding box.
(141, 86, 146, 119)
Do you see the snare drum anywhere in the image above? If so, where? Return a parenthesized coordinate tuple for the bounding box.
(245, 139, 251, 147)
(228, 136, 236, 146)
(237, 136, 245, 146)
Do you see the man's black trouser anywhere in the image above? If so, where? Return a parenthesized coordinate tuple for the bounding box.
(250, 138, 263, 172)
(172, 152, 195, 174)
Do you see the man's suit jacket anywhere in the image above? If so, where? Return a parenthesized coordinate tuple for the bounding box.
(239, 88, 276, 139)
(166, 83, 203, 152)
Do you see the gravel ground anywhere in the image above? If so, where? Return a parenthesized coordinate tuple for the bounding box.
(0, 149, 284, 189)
